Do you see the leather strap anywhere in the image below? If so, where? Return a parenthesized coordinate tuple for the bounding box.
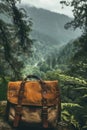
(56, 85, 61, 123)
(41, 82, 48, 128)
(13, 81, 25, 127)
(42, 98, 48, 128)
(13, 75, 48, 128)
(13, 105, 22, 127)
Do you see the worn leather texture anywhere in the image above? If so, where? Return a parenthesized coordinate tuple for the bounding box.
(6, 80, 61, 128)
(8, 104, 58, 127)
(7, 81, 59, 106)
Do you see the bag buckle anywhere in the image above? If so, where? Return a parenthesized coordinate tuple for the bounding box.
(15, 105, 22, 115)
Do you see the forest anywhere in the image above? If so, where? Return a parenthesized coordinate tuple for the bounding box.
(0, 0, 87, 130)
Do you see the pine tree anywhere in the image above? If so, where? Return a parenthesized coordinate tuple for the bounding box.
(60, 0, 87, 50)
(0, 0, 32, 79)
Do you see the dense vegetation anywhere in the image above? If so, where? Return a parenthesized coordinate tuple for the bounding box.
(0, 0, 33, 80)
(0, 0, 87, 130)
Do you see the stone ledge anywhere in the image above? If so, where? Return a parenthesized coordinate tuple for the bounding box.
(0, 119, 12, 130)
(0, 101, 7, 106)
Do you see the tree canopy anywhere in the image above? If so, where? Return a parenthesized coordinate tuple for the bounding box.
(0, 0, 33, 79)
(60, 0, 87, 50)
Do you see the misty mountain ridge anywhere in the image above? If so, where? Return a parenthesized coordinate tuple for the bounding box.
(1, 4, 81, 49)
(22, 5, 81, 44)
(0, 4, 82, 69)
(19, 5, 81, 64)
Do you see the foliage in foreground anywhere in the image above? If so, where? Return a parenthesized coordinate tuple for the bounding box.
(0, 69, 87, 130)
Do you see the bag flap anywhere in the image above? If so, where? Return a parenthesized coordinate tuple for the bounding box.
(7, 80, 59, 106)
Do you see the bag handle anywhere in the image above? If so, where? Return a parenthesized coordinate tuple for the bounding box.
(18, 75, 46, 104)
(24, 75, 42, 81)
(23, 75, 48, 91)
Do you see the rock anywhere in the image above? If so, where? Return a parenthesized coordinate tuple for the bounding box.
(0, 119, 12, 130)
(0, 101, 7, 106)
(0, 101, 12, 130)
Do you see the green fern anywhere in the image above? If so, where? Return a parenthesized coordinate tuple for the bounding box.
(62, 103, 82, 109)
(61, 103, 82, 129)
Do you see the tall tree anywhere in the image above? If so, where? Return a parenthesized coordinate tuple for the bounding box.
(60, 0, 87, 50)
(0, 0, 32, 79)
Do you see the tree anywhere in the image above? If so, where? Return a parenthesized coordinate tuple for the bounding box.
(0, 0, 32, 79)
(59, 2, 87, 129)
(60, 0, 87, 50)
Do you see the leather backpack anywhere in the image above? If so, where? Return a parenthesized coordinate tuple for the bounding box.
(6, 75, 61, 128)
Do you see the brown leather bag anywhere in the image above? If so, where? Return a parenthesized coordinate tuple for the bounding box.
(6, 75, 61, 128)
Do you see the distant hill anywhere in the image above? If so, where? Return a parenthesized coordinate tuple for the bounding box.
(18, 4, 82, 67)
(22, 5, 81, 45)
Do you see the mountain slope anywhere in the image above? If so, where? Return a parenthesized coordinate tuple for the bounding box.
(17, 5, 82, 69)
(22, 5, 81, 45)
